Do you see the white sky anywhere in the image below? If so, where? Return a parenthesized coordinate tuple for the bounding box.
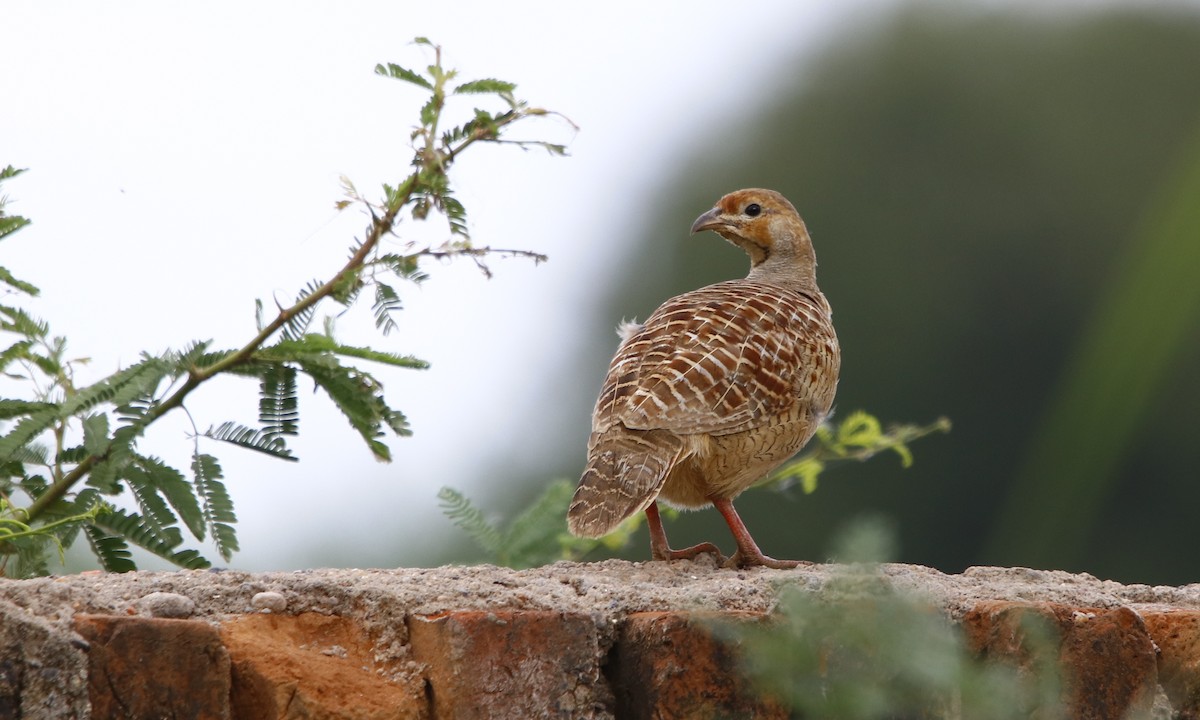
(3, 1, 896, 569)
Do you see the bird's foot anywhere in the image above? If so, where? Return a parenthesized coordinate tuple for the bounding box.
(708, 497, 812, 570)
(652, 541, 727, 565)
(724, 550, 813, 570)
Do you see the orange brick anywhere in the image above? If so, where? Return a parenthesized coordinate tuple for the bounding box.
(220, 612, 426, 720)
(1141, 609, 1200, 717)
(407, 610, 605, 719)
(963, 601, 1157, 720)
(1062, 606, 1157, 719)
(74, 614, 230, 720)
(610, 611, 787, 720)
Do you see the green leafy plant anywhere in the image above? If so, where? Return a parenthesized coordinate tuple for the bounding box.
(0, 40, 569, 577)
(441, 412, 950, 568)
(438, 481, 644, 569)
(764, 411, 951, 495)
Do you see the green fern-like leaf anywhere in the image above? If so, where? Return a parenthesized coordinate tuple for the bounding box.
(443, 107, 520, 146)
(331, 267, 363, 306)
(85, 458, 120, 494)
(0, 216, 31, 242)
(0, 398, 52, 421)
(0, 217, 31, 251)
(374, 62, 433, 89)
(497, 480, 575, 568)
(25, 347, 64, 379)
(295, 357, 402, 459)
(0, 339, 35, 375)
(165, 339, 214, 374)
(258, 363, 299, 437)
(204, 421, 297, 461)
(0, 304, 49, 340)
(192, 348, 262, 378)
(57, 444, 89, 465)
(212, 519, 238, 561)
(81, 413, 109, 456)
(86, 423, 139, 494)
(0, 267, 38, 297)
(437, 486, 502, 555)
(61, 357, 168, 420)
(0, 407, 57, 465)
(384, 408, 412, 438)
(133, 454, 205, 540)
(375, 253, 429, 284)
(3, 441, 49, 467)
(0, 168, 38, 297)
(439, 193, 469, 238)
(16, 473, 47, 499)
(114, 395, 154, 425)
(372, 282, 403, 336)
(453, 78, 517, 96)
(192, 452, 238, 561)
(9, 537, 51, 578)
(84, 525, 136, 572)
(327, 343, 428, 370)
(281, 280, 324, 342)
(382, 180, 418, 214)
(1, 515, 51, 578)
(124, 466, 183, 545)
(94, 508, 210, 570)
(438, 480, 640, 567)
(264, 333, 428, 370)
(0, 165, 26, 182)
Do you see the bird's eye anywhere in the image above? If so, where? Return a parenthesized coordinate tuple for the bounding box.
(745, 203, 761, 217)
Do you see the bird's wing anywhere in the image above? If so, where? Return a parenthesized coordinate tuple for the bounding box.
(594, 282, 826, 437)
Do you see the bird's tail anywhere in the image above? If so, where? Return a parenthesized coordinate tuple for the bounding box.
(567, 429, 682, 538)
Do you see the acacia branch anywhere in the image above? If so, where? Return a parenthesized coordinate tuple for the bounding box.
(11, 38, 574, 576)
(24, 186, 416, 525)
(23, 102, 553, 525)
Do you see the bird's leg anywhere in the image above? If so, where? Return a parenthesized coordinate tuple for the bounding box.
(711, 497, 810, 570)
(644, 501, 725, 563)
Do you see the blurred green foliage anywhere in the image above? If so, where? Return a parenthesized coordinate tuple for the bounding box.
(439, 481, 634, 568)
(764, 412, 950, 495)
(721, 518, 1064, 719)
(537, 5, 1200, 583)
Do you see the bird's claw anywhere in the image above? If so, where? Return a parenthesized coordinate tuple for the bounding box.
(723, 550, 812, 570)
(652, 541, 726, 565)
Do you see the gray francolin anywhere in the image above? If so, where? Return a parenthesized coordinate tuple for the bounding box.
(567, 188, 840, 569)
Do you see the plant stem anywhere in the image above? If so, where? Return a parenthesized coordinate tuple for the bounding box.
(25, 454, 98, 520)
(24, 182, 415, 524)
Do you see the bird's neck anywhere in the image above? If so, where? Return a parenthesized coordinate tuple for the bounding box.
(746, 247, 820, 294)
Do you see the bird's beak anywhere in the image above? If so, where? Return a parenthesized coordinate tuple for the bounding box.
(690, 207, 725, 235)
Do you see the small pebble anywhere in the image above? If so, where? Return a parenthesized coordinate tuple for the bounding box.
(138, 592, 195, 618)
(251, 591, 287, 613)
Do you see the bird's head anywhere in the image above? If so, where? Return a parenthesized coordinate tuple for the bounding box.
(690, 188, 817, 287)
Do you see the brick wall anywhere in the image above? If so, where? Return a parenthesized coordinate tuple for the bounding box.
(2, 561, 1199, 719)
